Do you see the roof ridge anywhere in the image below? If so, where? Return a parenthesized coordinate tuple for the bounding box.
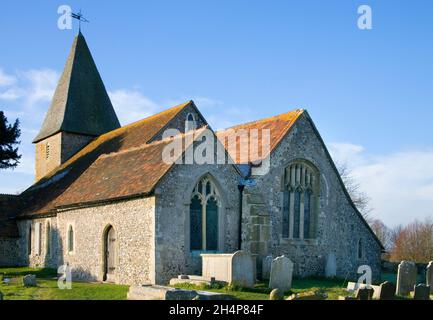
(220, 108, 304, 131)
(97, 126, 208, 159)
(119, 100, 192, 131)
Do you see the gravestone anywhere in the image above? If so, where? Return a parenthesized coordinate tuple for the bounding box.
(426, 261, 433, 294)
(377, 281, 396, 300)
(269, 255, 293, 291)
(262, 256, 273, 280)
(269, 288, 284, 300)
(325, 253, 337, 278)
(413, 284, 430, 300)
(231, 251, 256, 287)
(22, 274, 37, 287)
(201, 251, 255, 288)
(396, 261, 417, 296)
(355, 287, 374, 300)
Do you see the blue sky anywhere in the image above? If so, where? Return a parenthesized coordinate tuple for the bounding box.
(0, 0, 432, 227)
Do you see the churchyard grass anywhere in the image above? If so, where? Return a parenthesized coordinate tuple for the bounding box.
(170, 277, 349, 300)
(0, 267, 129, 300)
(1, 267, 416, 300)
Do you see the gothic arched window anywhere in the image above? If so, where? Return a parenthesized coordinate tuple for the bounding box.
(282, 161, 319, 240)
(190, 176, 221, 251)
(358, 239, 364, 260)
(68, 225, 74, 253)
(185, 113, 197, 132)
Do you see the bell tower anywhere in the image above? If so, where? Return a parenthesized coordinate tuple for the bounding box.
(33, 32, 120, 181)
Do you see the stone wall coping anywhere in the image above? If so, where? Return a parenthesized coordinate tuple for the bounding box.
(200, 253, 235, 258)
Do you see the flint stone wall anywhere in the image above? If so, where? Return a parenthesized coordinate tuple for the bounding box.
(242, 113, 382, 281)
(154, 161, 241, 285)
(16, 197, 155, 285)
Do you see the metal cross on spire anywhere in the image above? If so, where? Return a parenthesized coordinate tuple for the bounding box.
(71, 9, 89, 32)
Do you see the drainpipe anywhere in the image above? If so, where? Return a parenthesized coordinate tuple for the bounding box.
(238, 184, 245, 251)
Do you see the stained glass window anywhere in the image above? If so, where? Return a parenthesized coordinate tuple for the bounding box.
(190, 176, 221, 251)
(206, 198, 219, 251)
(190, 195, 202, 250)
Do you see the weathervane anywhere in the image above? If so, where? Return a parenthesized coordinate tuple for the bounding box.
(71, 10, 89, 32)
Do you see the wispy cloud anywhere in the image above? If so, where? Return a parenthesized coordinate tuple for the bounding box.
(108, 89, 162, 125)
(0, 67, 59, 186)
(329, 142, 433, 227)
(0, 69, 17, 87)
(22, 69, 59, 106)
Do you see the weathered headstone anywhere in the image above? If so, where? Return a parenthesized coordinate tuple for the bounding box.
(413, 284, 430, 300)
(377, 281, 396, 300)
(355, 287, 374, 300)
(262, 256, 273, 280)
(426, 261, 433, 294)
(325, 253, 337, 278)
(22, 274, 37, 287)
(269, 255, 294, 291)
(269, 288, 284, 300)
(231, 251, 255, 287)
(396, 261, 417, 296)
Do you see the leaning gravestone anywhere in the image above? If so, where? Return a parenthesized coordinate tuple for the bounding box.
(413, 284, 430, 300)
(377, 281, 396, 300)
(325, 253, 337, 278)
(426, 261, 433, 294)
(262, 256, 273, 280)
(22, 274, 37, 287)
(269, 255, 294, 291)
(396, 261, 417, 296)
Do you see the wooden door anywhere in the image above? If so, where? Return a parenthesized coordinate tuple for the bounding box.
(105, 227, 116, 282)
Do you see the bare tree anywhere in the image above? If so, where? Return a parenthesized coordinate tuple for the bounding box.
(370, 219, 392, 250)
(337, 161, 373, 223)
(389, 218, 433, 263)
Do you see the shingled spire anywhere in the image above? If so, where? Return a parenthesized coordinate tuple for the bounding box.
(33, 32, 120, 143)
(33, 32, 120, 181)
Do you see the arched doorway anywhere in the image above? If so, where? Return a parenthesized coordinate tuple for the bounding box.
(103, 225, 116, 282)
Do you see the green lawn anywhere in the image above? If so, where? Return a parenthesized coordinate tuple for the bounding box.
(0, 267, 411, 300)
(170, 277, 348, 300)
(0, 267, 129, 300)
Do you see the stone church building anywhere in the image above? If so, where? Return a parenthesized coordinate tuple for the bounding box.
(0, 33, 383, 285)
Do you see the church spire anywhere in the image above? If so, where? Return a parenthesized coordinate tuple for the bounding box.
(33, 33, 120, 143)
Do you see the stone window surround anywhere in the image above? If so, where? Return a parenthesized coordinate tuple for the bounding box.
(67, 223, 76, 255)
(185, 173, 227, 255)
(280, 158, 321, 244)
(45, 219, 52, 258)
(27, 222, 32, 256)
(185, 113, 197, 132)
(45, 142, 50, 159)
(34, 222, 42, 256)
(357, 238, 365, 260)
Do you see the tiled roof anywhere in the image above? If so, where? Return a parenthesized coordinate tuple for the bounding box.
(216, 109, 304, 164)
(17, 101, 194, 217)
(33, 32, 120, 143)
